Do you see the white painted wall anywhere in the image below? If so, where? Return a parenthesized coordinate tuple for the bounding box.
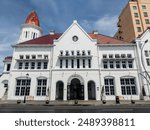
(18, 24, 42, 43)
(7, 45, 52, 100)
(136, 29, 150, 98)
(1, 21, 150, 101)
(98, 45, 141, 100)
(0, 73, 10, 99)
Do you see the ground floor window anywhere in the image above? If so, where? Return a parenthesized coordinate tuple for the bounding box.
(15, 79, 31, 96)
(36, 79, 47, 96)
(120, 78, 137, 95)
(104, 78, 115, 95)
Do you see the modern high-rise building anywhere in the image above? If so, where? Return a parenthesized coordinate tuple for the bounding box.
(114, 0, 150, 42)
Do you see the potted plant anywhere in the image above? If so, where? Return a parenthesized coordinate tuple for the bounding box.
(102, 100, 106, 104)
(45, 100, 49, 104)
(74, 100, 78, 105)
(131, 100, 135, 104)
(17, 100, 21, 104)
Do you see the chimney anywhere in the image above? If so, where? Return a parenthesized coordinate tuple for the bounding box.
(93, 30, 99, 35)
(50, 30, 55, 35)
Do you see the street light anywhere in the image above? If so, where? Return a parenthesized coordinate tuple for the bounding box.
(140, 40, 150, 80)
(140, 40, 150, 98)
(23, 73, 29, 103)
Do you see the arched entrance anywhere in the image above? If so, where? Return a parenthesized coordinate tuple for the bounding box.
(88, 81, 96, 100)
(56, 81, 64, 100)
(67, 78, 84, 100)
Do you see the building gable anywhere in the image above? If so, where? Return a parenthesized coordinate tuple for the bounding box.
(55, 20, 95, 43)
(137, 29, 150, 42)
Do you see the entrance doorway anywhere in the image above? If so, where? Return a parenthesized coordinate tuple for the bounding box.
(88, 81, 96, 100)
(67, 78, 84, 100)
(56, 81, 64, 100)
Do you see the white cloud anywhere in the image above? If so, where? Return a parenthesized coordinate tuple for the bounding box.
(93, 15, 118, 36)
(80, 15, 118, 36)
(0, 44, 11, 51)
(0, 56, 4, 74)
(0, 29, 19, 51)
(80, 19, 93, 31)
(0, 29, 18, 73)
(30, 0, 59, 15)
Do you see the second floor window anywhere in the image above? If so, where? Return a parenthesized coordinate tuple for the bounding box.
(109, 61, 114, 68)
(145, 50, 149, 57)
(116, 61, 120, 68)
(88, 59, 91, 68)
(25, 62, 29, 69)
(37, 62, 41, 69)
(77, 59, 80, 68)
(71, 59, 74, 68)
(83, 59, 85, 68)
(146, 59, 150, 66)
(60, 59, 63, 68)
(66, 60, 68, 68)
(102, 54, 133, 69)
(6, 64, 11, 71)
(31, 62, 35, 69)
(18, 62, 23, 69)
(43, 62, 48, 69)
(103, 61, 108, 68)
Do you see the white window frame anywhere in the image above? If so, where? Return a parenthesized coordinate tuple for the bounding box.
(36, 79, 47, 96)
(104, 78, 115, 95)
(120, 77, 137, 95)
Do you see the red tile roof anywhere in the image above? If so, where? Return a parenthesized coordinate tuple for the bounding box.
(4, 56, 12, 61)
(89, 33, 127, 44)
(19, 33, 128, 45)
(19, 33, 62, 45)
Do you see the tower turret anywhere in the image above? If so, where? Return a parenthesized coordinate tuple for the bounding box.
(18, 11, 42, 43)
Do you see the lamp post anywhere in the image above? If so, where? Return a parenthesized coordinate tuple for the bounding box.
(140, 40, 150, 98)
(23, 73, 29, 103)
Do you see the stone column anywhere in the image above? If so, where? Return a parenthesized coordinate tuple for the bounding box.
(63, 82, 68, 101)
(115, 77, 122, 97)
(67, 84, 70, 100)
(84, 82, 88, 100)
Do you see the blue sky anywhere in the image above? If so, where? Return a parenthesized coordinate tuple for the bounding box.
(0, 0, 128, 73)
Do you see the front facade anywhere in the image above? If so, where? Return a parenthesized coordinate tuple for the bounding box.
(114, 0, 150, 42)
(0, 11, 150, 102)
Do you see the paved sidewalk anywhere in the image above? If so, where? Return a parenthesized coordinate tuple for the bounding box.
(0, 100, 150, 106)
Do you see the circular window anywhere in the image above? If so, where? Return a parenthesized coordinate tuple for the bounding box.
(72, 36, 78, 42)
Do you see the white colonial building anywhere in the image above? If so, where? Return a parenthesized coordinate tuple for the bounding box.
(0, 11, 150, 102)
(136, 29, 150, 100)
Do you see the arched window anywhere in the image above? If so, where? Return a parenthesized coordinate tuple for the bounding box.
(25, 31, 28, 38)
(56, 81, 64, 100)
(33, 33, 36, 39)
(88, 81, 96, 100)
